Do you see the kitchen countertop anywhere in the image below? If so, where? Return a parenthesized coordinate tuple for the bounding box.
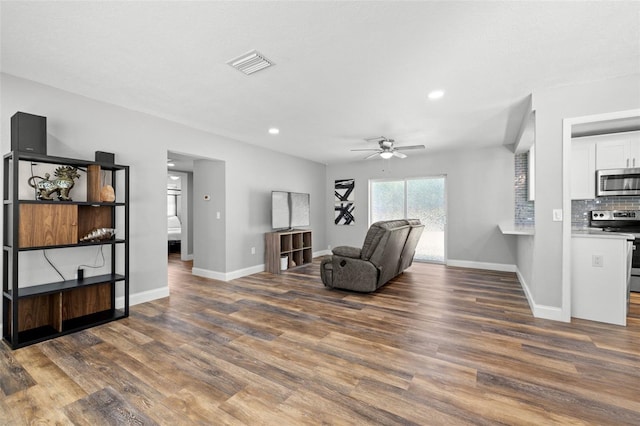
(498, 223, 535, 235)
(571, 228, 635, 240)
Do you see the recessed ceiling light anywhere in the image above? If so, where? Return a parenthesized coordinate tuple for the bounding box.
(167, 162, 175, 167)
(169, 175, 180, 180)
(428, 90, 445, 100)
(269, 128, 280, 135)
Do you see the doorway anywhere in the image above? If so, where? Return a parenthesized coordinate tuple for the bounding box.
(167, 152, 195, 262)
(369, 176, 447, 263)
(563, 109, 640, 322)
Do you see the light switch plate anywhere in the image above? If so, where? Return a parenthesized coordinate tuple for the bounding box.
(592, 255, 604, 267)
(553, 209, 563, 221)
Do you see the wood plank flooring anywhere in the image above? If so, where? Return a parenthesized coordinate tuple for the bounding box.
(2, 254, 640, 425)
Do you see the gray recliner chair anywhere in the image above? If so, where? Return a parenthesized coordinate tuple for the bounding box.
(320, 219, 424, 292)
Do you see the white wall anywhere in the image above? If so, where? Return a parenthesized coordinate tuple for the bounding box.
(193, 159, 226, 274)
(327, 145, 517, 268)
(1, 74, 327, 317)
(185, 171, 194, 259)
(527, 73, 640, 309)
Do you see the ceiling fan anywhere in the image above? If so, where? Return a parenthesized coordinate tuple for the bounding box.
(351, 136, 425, 159)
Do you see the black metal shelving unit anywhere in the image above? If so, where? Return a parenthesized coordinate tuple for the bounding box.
(2, 150, 129, 349)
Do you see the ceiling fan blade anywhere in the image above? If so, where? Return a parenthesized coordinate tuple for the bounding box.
(351, 148, 382, 152)
(364, 136, 386, 143)
(395, 144, 425, 151)
(393, 151, 407, 159)
(364, 152, 381, 160)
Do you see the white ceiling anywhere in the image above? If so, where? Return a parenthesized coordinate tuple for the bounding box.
(2, 1, 639, 164)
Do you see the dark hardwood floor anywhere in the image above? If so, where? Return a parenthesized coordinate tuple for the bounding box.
(2, 254, 640, 425)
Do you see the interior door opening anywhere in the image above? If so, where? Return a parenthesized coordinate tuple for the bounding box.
(369, 176, 446, 263)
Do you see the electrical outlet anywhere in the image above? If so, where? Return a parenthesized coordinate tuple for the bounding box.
(251, 247, 256, 255)
(216, 211, 221, 219)
(328, 245, 331, 250)
(592, 255, 604, 268)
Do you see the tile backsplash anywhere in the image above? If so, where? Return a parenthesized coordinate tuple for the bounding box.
(572, 197, 640, 228)
(512, 152, 640, 228)
(515, 152, 534, 225)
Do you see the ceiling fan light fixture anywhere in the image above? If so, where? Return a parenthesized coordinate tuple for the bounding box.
(380, 151, 394, 159)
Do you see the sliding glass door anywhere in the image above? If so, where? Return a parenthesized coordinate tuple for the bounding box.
(370, 176, 446, 263)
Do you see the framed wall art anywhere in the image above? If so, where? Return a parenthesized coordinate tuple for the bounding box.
(334, 178, 355, 225)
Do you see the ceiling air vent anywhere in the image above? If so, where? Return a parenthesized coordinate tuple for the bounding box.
(227, 50, 274, 75)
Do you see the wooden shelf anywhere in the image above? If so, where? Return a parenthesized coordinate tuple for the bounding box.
(4, 309, 126, 349)
(14, 200, 125, 206)
(17, 203, 118, 249)
(265, 229, 312, 273)
(5, 273, 125, 299)
(3, 149, 130, 349)
(3, 150, 127, 171)
(17, 239, 126, 252)
(63, 308, 126, 331)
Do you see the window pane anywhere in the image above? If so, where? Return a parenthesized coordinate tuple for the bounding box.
(407, 177, 445, 263)
(370, 180, 405, 223)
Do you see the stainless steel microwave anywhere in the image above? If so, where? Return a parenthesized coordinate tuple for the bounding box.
(597, 168, 640, 196)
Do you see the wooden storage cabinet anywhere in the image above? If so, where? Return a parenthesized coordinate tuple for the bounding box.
(19, 204, 78, 247)
(2, 151, 129, 349)
(265, 229, 312, 273)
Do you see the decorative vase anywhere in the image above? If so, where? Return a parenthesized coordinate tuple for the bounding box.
(100, 185, 115, 202)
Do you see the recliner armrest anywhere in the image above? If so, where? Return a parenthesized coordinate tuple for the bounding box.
(332, 246, 362, 258)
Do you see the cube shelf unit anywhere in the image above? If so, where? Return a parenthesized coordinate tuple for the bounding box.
(2, 151, 129, 349)
(265, 229, 312, 273)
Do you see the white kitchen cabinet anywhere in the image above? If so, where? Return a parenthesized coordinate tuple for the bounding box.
(571, 232, 632, 326)
(595, 131, 640, 169)
(571, 138, 596, 199)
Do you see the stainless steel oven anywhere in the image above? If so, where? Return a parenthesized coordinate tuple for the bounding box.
(590, 210, 640, 292)
(597, 168, 640, 196)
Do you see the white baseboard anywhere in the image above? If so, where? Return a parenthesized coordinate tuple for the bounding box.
(515, 267, 535, 316)
(192, 267, 227, 281)
(116, 286, 170, 309)
(531, 304, 565, 322)
(225, 264, 265, 281)
(515, 267, 566, 322)
(446, 260, 565, 322)
(192, 264, 266, 282)
(181, 254, 194, 261)
(193, 253, 332, 282)
(446, 259, 516, 273)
